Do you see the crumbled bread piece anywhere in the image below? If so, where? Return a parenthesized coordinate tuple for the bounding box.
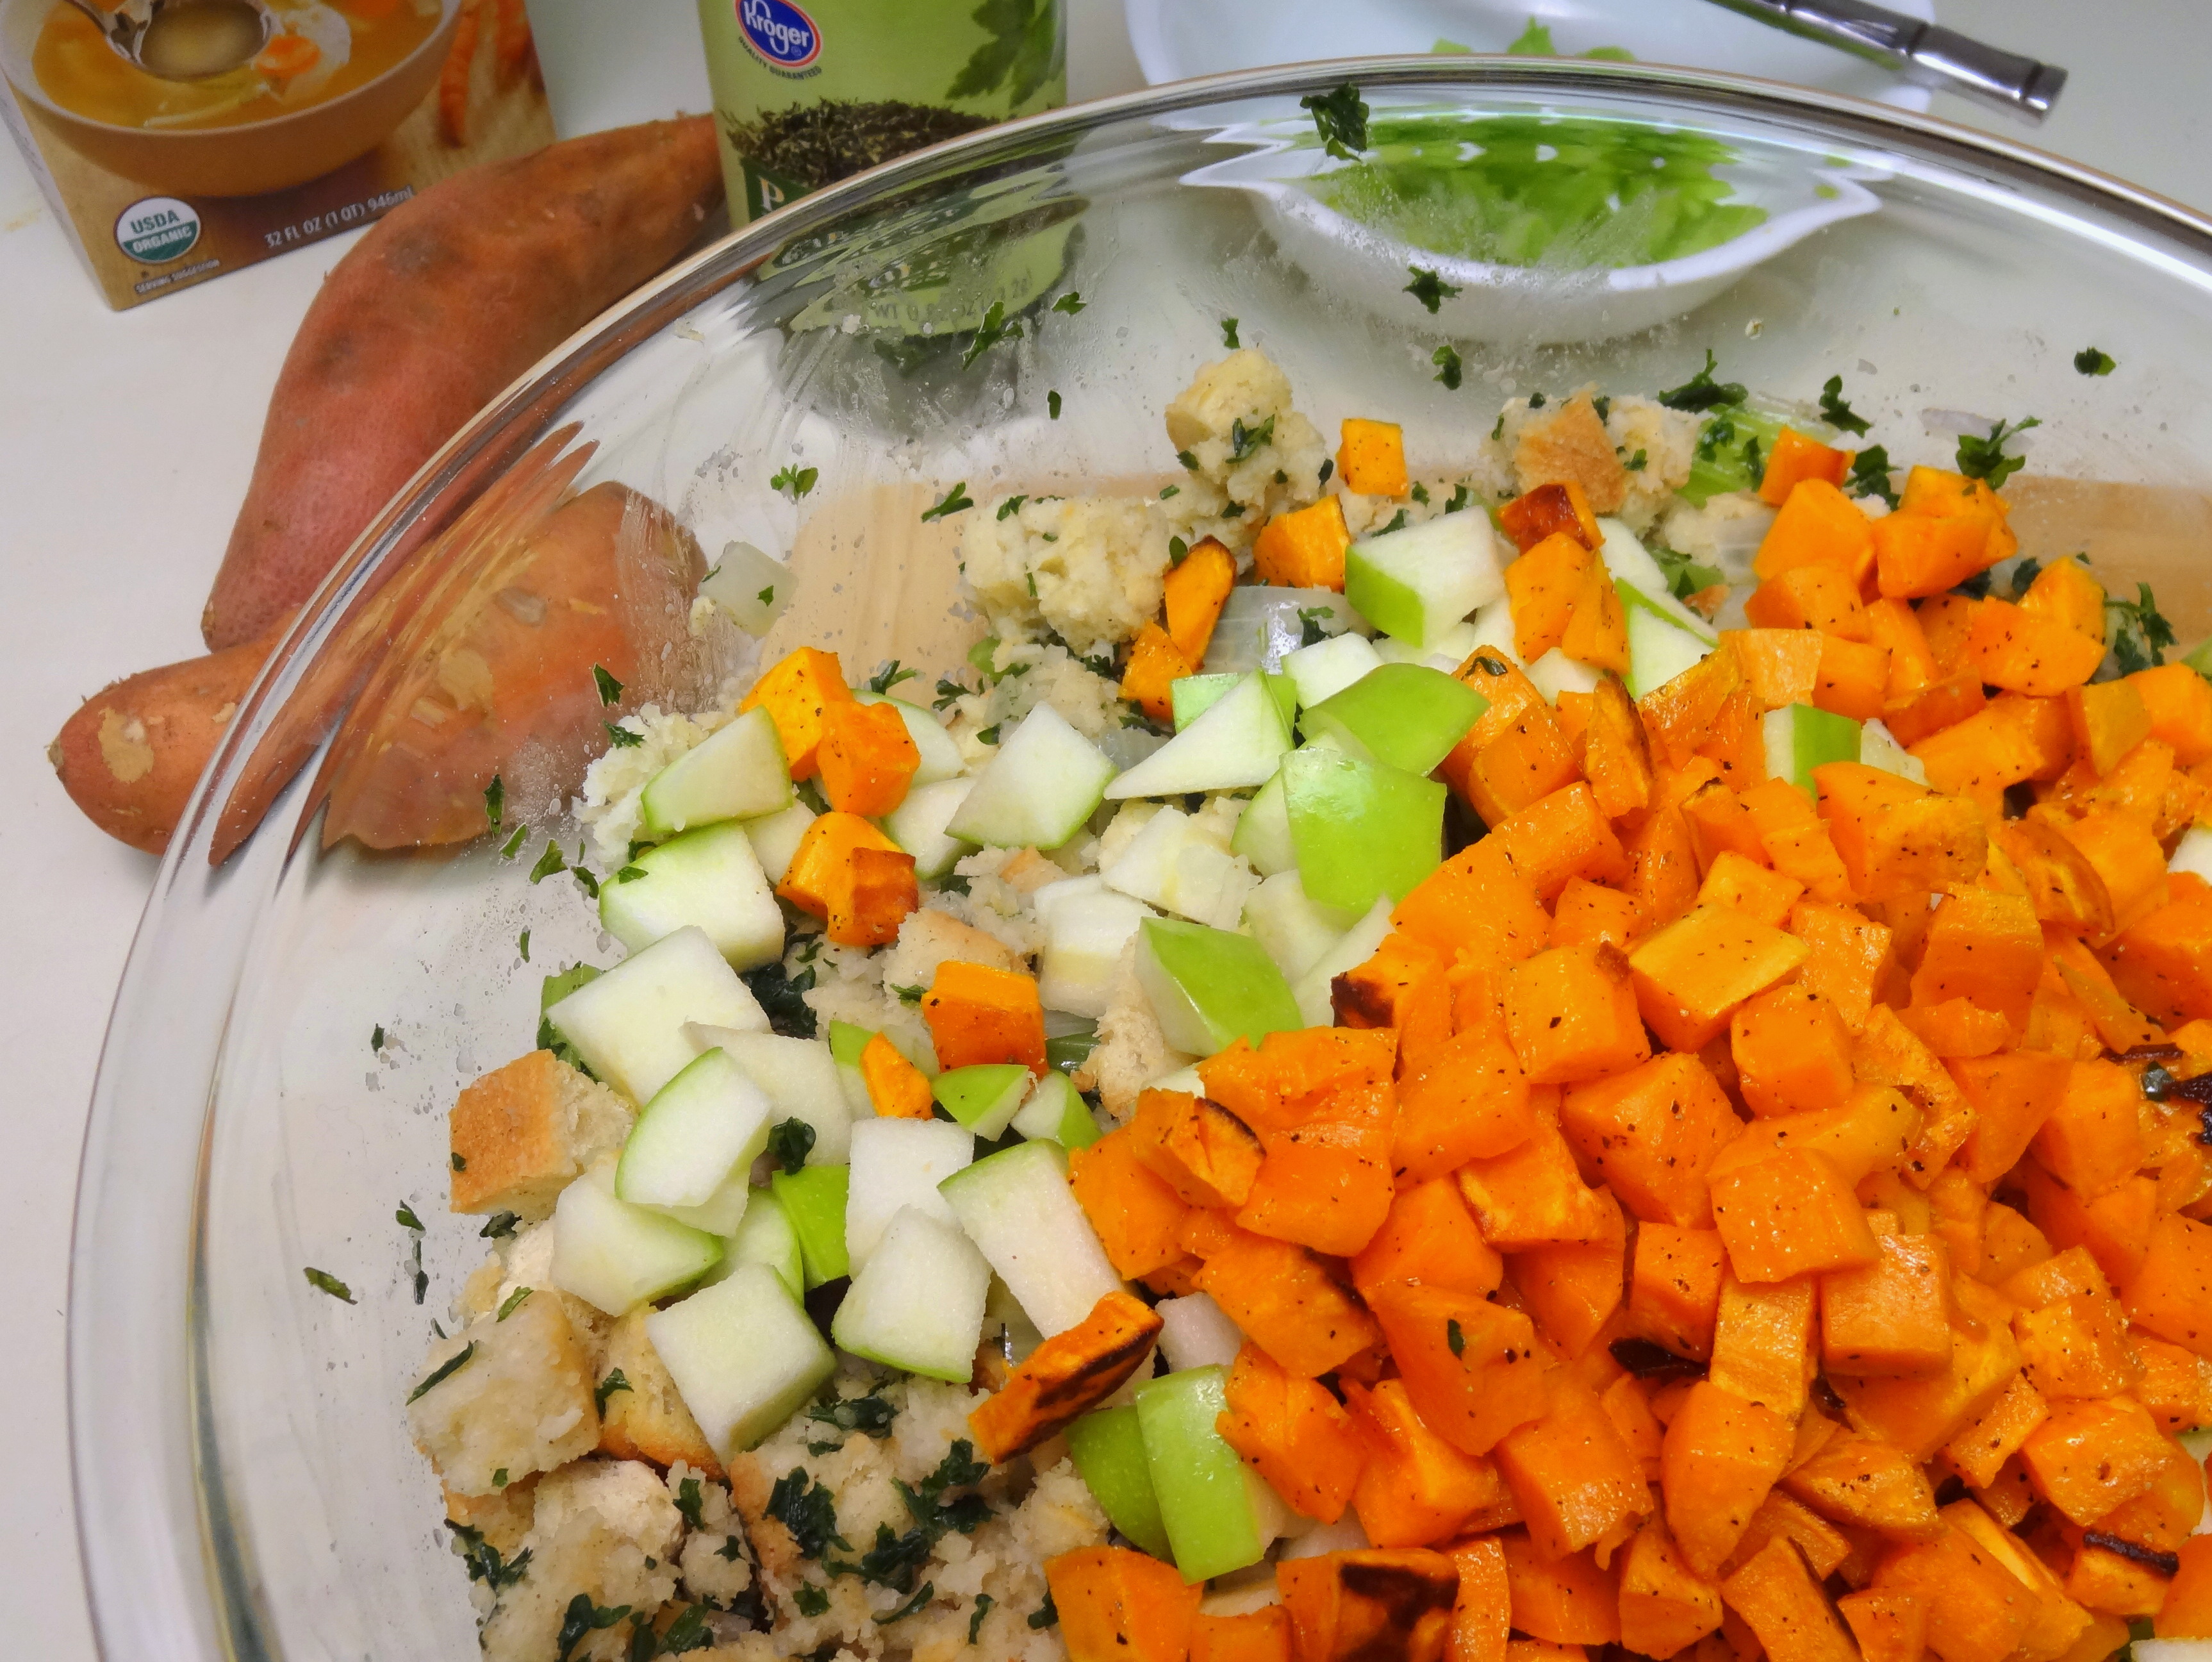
(667, 1461, 755, 1607)
(1514, 390, 1631, 513)
(1074, 937, 1188, 1124)
(878, 906, 1021, 997)
(449, 1050, 632, 1222)
(479, 1459, 682, 1662)
(996, 847, 1068, 896)
(443, 1474, 538, 1557)
(598, 1309, 723, 1479)
(406, 1290, 599, 1497)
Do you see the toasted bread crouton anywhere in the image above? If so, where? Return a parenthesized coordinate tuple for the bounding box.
(1075, 938, 1189, 1124)
(450, 1050, 632, 1222)
(406, 1290, 600, 1497)
(878, 906, 1021, 993)
(598, 1309, 723, 1478)
(1515, 391, 1630, 514)
(996, 847, 1068, 895)
(479, 1459, 682, 1662)
(444, 1474, 538, 1556)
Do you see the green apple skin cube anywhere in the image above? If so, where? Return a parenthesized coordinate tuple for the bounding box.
(1068, 1406, 1173, 1559)
(1135, 918, 1303, 1056)
(1134, 1366, 1268, 1583)
(1762, 702, 1862, 795)
(770, 1164, 850, 1286)
(1299, 663, 1485, 776)
(1169, 674, 1242, 731)
(1282, 749, 1446, 913)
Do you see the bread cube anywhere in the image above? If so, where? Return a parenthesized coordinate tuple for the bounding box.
(450, 1050, 632, 1222)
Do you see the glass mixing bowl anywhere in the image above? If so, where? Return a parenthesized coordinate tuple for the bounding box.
(70, 57, 2212, 1662)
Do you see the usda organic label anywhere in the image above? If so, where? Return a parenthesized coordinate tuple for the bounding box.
(115, 197, 202, 265)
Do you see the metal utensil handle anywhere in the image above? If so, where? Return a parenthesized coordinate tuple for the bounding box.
(1699, 0, 2068, 120)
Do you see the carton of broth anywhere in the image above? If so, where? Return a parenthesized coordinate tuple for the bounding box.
(695, 0, 1064, 223)
(0, 0, 554, 309)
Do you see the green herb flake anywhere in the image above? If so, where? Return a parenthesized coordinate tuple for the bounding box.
(495, 1286, 533, 1322)
(1594, 395, 1612, 421)
(2074, 346, 2117, 376)
(868, 660, 918, 694)
(654, 1604, 713, 1657)
(1404, 265, 1461, 313)
(1411, 482, 1431, 505)
(371, 1024, 385, 1052)
(1048, 390, 1062, 420)
(1380, 509, 1410, 535)
(809, 1392, 898, 1436)
(933, 677, 969, 712)
(1528, 391, 1546, 409)
(1052, 291, 1086, 315)
(1300, 81, 1370, 161)
(1297, 606, 1334, 649)
(528, 841, 566, 884)
(604, 721, 643, 748)
(970, 1594, 996, 1644)
(396, 1202, 424, 1231)
(1651, 543, 1726, 602)
(1658, 349, 1747, 413)
(1817, 374, 1870, 436)
(1846, 444, 1899, 508)
(556, 1594, 632, 1662)
(794, 1583, 830, 1617)
(1507, 17, 1556, 53)
(572, 866, 601, 901)
(595, 1369, 632, 1414)
(717, 1535, 744, 1562)
(1029, 1591, 1060, 1629)
(1626, 448, 1647, 472)
(1221, 317, 1240, 349)
(2108, 583, 2177, 676)
(304, 1267, 355, 1304)
(497, 825, 527, 859)
(1228, 419, 1273, 467)
(996, 494, 1028, 520)
(518, 929, 531, 961)
(975, 724, 1001, 746)
(758, 585, 775, 608)
(408, 1342, 477, 1402)
(451, 1152, 466, 1172)
(964, 301, 1026, 370)
(1955, 416, 2040, 488)
(772, 463, 820, 500)
(878, 1582, 936, 1625)
(674, 1475, 706, 1531)
(445, 1520, 531, 1590)
(1448, 1317, 1466, 1357)
(1446, 482, 1472, 513)
(1176, 449, 1200, 470)
(766, 1468, 851, 1560)
(768, 1117, 818, 1176)
(592, 665, 623, 706)
(491, 1469, 508, 1490)
(615, 865, 647, 884)
(1319, 458, 1334, 485)
(921, 482, 975, 522)
(1432, 343, 1463, 389)
(483, 774, 504, 827)
(480, 1211, 519, 1240)
(893, 983, 925, 1004)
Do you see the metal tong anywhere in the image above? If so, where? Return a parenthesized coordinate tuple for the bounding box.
(1700, 0, 2067, 120)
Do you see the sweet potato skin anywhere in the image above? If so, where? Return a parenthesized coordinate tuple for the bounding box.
(48, 615, 290, 854)
(202, 116, 721, 649)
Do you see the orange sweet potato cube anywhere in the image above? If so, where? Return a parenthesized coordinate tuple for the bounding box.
(1457, 1117, 1618, 1247)
(1282, 1545, 1462, 1658)
(1698, 851, 1806, 929)
(1504, 943, 1651, 1085)
(1216, 1342, 1367, 1524)
(1558, 1052, 1742, 1228)
(2102, 874, 2212, 1026)
(1367, 1280, 1550, 1458)
(1164, 535, 1236, 665)
(1908, 887, 2043, 1028)
(2020, 1395, 2180, 1525)
(1819, 1213, 1951, 1377)
(1662, 1380, 1795, 1577)
(1758, 429, 1851, 508)
(1630, 1224, 1729, 1361)
(1496, 1379, 1655, 1560)
(1507, 1190, 1629, 1359)
(1343, 1378, 1515, 1548)
(1753, 478, 1875, 586)
(1710, 1149, 1879, 1283)
(1837, 1589, 1928, 1662)
(1744, 565, 1869, 638)
(1196, 1229, 1382, 1378)
(1339, 417, 1409, 497)
(1237, 1084, 1396, 1258)
(1127, 1088, 1264, 1209)
(2013, 1291, 2142, 1401)
(1352, 1177, 1503, 1304)
(1253, 495, 1353, 590)
(1069, 1129, 1192, 1279)
(1392, 1027, 1538, 1183)
(1721, 1535, 1862, 1662)
(2124, 1213, 2212, 1358)
(1947, 1050, 2072, 1186)
(1966, 599, 2108, 697)
(816, 697, 920, 817)
(921, 958, 1046, 1072)
(1120, 622, 1194, 723)
(1500, 479, 1603, 553)
(1708, 1273, 1816, 1420)
(2131, 663, 2212, 767)
(1627, 904, 1811, 1052)
(1620, 1519, 1726, 1659)
(1869, 1516, 2037, 1662)
(1874, 511, 1999, 601)
(778, 810, 918, 946)
(859, 1031, 934, 1118)
(1729, 983, 1854, 1118)
(2031, 1060, 2147, 1201)
(739, 645, 852, 779)
(1047, 1545, 1203, 1662)
(1502, 1533, 1621, 1644)
(1508, 532, 1601, 663)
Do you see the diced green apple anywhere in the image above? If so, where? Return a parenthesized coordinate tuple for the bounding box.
(879, 777, 977, 880)
(1009, 1070, 1102, 1147)
(1228, 767, 1296, 877)
(1068, 1406, 1173, 1559)
(830, 1205, 992, 1381)
(698, 541, 795, 638)
(1282, 748, 1445, 913)
(769, 1163, 850, 1286)
(1292, 897, 1395, 1027)
(1763, 702, 1862, 795)
(1032, 876, 1155, 1018)
(827, 1018, 875, 1120)
(1105, 672, 1292, 800)
(947, 703, 1118, 849)
(615, 1048, 774, 1234)
(939, 1138, 1124, 1336)
(932, 1063, 1034, 1140)
(1465, 597, 1523, 667)
(598, 820, 786, 970)
(1134, 917, 1302, 1057)
(845, 1117, 974, 1268)
(1282, 632, 1383, 708)
(853, 690, 966, 785)
(1135, 1365, 1278, 1582)
(646, 1263, 832, 1458)
(704, 1185, 804, 1295)
(1621, 586, 1714, 699)
(1596, 519, 1721, 643)
(1374, 619, 1485, 672)
(1859, 718, 1928, 786)
(1170, 674, 1242, 731)
(1243, 869, 1360, 983)
(685, 1025, 852, 1165)
(741, 799, 816, 885)
(640, 706, 791, 838)
(1100, 804, 1255, 931)
(2171, 826, 2212, 883)
(547, 926, 768, 1105)
(1344, 513, 1505, 647)
(1524, 649, 1603, 700)
(550, 1162, 723, 1316)
(1298, 663, 1486, 776)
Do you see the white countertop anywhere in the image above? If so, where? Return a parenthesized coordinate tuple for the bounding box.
(1, 0, 2204, 1653)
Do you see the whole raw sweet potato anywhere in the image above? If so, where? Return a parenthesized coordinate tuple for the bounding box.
(201, 114, 722, 650)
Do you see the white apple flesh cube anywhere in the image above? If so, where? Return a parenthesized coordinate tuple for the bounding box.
(1244, 869, 1360, 983)
(700, 541, 796, 638)
(552, 1163, 723, 1316)
(1597, 520, 1719, 643)
(932, 1063, 1034, 1140)
(702, 1185, 804, 1295)
(1344, 512, 1505, 647)
(947, 702, 1118, 849)
(685, 1026, 852, 1165)
(1032, 876, 1155, 1018)
(1622, 590, 1713, 699)
(1282, 632, 1384, 709)
(1292, 897, 1394, 1027)
(1229, 767, 1297, 877)
(855, 691, 966, 785)
(830, 1206, 993, 1382)
(1524, 648, 1603, 700)
(1104, 672, 1292, 800)
(939, 1139, 1124, 1336)
(547, 926, 768, 1105)
(879, 777, 976, 879)
(1859, 719, 1929, 785)
(640, 706, 791, 838)
(845, 1116, 975, 1268)
(598, 820, 786, 970)
(1101, 805, 1255, 931)
(1154, 1292, 1246, 1372)
(1763, 702, 1862, 795)
(615, 1049, 775, 1237)
(1011, 1070, 1100, 1145)
(647, 1262, 834, 1456)
(741, 799, 816, 884)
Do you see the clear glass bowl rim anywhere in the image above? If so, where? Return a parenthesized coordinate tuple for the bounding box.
(67, 52, 2212, 1662)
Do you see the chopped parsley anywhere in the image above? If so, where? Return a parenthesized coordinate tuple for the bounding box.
(650, 1604, 714, 1657)
(892, 983, 924, 1004)
(1176, 449, 1199, 470)
(1221, 503, 1244, 518)
(675, 1476, 706, 1530)
(2108, 583, 2177, 675)
(793, 1583, 830, 1616)
(1506, 17, 1556, 52)
(808, 1392, 898, 1436)
(759, 586, 775, 606)
(595, 1370, 632, 1414)
(518, 929, 531, 961)
(2074, 346, 2117, 376)
(1052, 291, 1087, 315)
(529, 841, 567, 884)
(1030, 1591, 1059, 1629)
(1528, 392, 1546, 409)
(371, 1024, 385, 1052)
(592, 665, 623, 705)
(603, 721, 643, 748)
(1658, 349, 1747, 412)
(1160, 485, 1180, 499)
(1221, 317, 1240, 349)
(613, 865, 646, 884)
(445, 1521, 531, 1590)
(304, 1267, 354, 1304)
(498, 824, 527, 859)
(1228, 413, 1276, 462)
(479, 1211, 519, 1239)
(921, 482, 975, 521)
(877, 1582, 935, 1624)
(1319, 458, 1334, 485)
(867, 660, 918, 694)
(741, 960, 818, 1038)
(1651, 543, 1725, 602)
(1445, 482, 1472, 513)
(571, 865, 601, 901)
(996, 494, 1028, 520)
(1379, 509, 1410, 534)
(1432, 343, 1463, 389)
(1955, 415, 2040, 488)
(768, 1117, 818, 1175)
(491, 1469, 508, 1488)
(483, 775, 504, 827)
(451, 1153, 466, 1172)
(408, 1342, 476, 1403)
(2010, 558, 2043, 599)
(496, 1286, 532, 1322)
(1447, 1318, 1466, 1356)
(1846, 443, 1899, 508)
(1300, 81, 1369, 160)
(396, 1202, 424, 1231)
(556, 1595, 632, 1662)
(766, 1469, 850, 1561)
(1048, 390, 1062, 420)
(716, 1535, 745, 1562)
(1297, 606, 1335, 648)
(970, 1595, 995, 1643)
(932, 677, 968, 712)
(960, 299, 1023, 369)
(1412, 482, 1430, 504)
(1404, 265, 1460, 313)
(1817, 374, 1870, 435)
(1626, 449, 1647, 472)
(771, 463, 820, 499)
(975, 724, 1001, 746)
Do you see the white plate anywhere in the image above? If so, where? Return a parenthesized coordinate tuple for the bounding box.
(1125, 0, 1937, 109)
